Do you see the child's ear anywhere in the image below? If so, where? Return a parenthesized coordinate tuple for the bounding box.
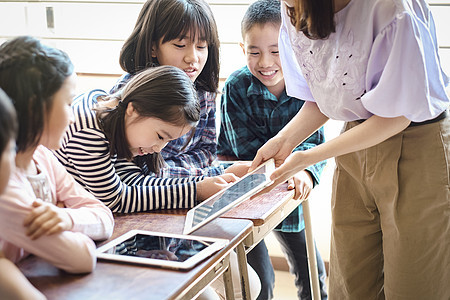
(151, 44, 157, 58)
(239, 42, 246, 55)
(125, 102, 136, 116)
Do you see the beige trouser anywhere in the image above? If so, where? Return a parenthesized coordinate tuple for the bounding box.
(329, 116, 450, 300)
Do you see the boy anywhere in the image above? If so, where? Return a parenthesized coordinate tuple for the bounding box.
(217, 0, 327, 299)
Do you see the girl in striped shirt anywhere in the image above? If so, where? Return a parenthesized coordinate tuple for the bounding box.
(54, 65, 260, 300)
(54, 65, 237, 213)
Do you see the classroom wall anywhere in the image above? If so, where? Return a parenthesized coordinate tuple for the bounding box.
(0, 0, 253, 79)
(0, 0, 449, 79)
(0, 0, 449, 266)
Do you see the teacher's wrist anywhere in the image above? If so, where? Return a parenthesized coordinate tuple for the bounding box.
(277, 130, 299, 151)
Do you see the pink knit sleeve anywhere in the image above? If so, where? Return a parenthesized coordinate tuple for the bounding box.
(35, 146, 114, 241)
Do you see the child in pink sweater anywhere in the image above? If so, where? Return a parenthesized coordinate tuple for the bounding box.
(0, 89, 46, 300)
(0, 36, 114, 274)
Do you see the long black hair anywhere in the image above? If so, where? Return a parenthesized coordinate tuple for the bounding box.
(119, 0, 220, 92)
(0, 89, 17, 155)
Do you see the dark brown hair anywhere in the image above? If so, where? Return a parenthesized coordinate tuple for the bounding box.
(0, 89, 17, 155)
(286, 0, 335, 40)
(0, 36, 74, 152)
(241, 0, 281, 39)
(119, 0, 220, 92)
(96, 65, 200, 174)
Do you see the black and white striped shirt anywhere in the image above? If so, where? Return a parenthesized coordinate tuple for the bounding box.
(53, 89, 201, 213)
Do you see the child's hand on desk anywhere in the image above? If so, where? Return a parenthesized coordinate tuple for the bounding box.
(23, 200, 74, 240)
(197, 173, 238, 201)
(225, 161, 251, 178)
(287, 170, 313, 201)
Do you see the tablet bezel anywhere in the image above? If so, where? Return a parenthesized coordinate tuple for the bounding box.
(183, 159, 275, 235)
(96, 230, 229, 270)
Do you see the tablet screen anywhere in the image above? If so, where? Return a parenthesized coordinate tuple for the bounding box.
(190, 173, 267, 227)
(103, 233, 209, 262)
(184, 159, 274, 234)
(96, 230, 229, 270)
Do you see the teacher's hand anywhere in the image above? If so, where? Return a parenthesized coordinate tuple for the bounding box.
(252, 151, 312, 199)
(249, 135, 295, 172)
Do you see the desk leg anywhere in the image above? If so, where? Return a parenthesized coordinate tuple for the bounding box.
(303, 199, 321, 300)
(223, 259, 235, 300)
(236, 242, 251, 300)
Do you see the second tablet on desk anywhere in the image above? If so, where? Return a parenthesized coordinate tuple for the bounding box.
(183, 159, 275, 235)
(96, 230, 229, 270)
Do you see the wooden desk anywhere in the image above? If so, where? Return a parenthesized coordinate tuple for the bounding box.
(222, 183, 321, 300)
(18, 214, 253, 300)
(223, 183, 298, 248)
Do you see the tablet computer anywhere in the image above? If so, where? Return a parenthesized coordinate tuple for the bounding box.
(96, 230, 229, 270)
(183, 159, 275, 235)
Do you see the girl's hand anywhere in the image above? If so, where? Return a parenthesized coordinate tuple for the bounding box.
(224, 161, 251, 178)
(249, 135, 295, 172)
(287, 170, 314, 201)
(23, 200, 73, 240)
(197, 173, 239, 201)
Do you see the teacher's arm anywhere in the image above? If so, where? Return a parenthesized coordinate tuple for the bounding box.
(250, 101, 329, 171)
(252, 102, 411, 197)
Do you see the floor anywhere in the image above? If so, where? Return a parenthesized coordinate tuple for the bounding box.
(274, 269, 330, 300)
(273, 270, 298, 299)
(266, 231, 331, 300)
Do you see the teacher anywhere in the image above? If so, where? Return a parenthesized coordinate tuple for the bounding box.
(250, 0, 450, 299)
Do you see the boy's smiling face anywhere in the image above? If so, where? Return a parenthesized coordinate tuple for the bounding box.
(241, 23, 285, 98)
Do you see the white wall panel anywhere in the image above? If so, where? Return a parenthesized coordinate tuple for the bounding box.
(0, 3, 28, 36)
(41, 38, 124, 74)
(0, 0, 448, 78)
(211, 4, 247, 43)
(429, 6, 450, 47)
(220, 43, 246, 79)
(25, 2, 141, 40)
(439, 48, 450, 74)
